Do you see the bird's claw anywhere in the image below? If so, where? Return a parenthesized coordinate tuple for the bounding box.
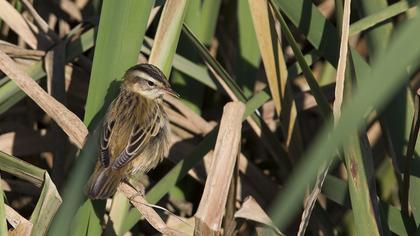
(128, 188, 145, 201)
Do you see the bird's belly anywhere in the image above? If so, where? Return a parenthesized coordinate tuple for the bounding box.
(128, 138, 164, 175)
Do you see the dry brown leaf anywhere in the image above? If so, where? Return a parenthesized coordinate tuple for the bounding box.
(165, 107, 202, 135)
(319, 0, 335, 18)
(58, 19, 71, 38)
(195, 102, 245, 234)
(75, 0, 89, 9)
(168, 138, 274, 206)
(6, 205, 33, 236)
(56, 0, 82, 21)
(298, 1, 352, 235)
(295, 84, 335, 111)
(47, 13, 58, 30)
(147, 5, 162, 28)
(0, 42, 42, 69)
(0, 131, 50, 156)
(165, 95, 214, 134)
(0, 0, 39, 48)
(1, 178, 40, 196)
(64, 64, 89, 103)
(206, 63, 292, 177)
(166, 216, 196, 236)
(166, 96, 277, 204)
(248, 0, 286, 115)
(333, 0, 352, 121)
(118, 183, 188, 236)
(0, 50, 88, 148)
(250, 0, 302, 150)
(148, 0, 187, 75)
(235, 196, 284, 236)
(0, 43, 45, 59)
(206, 64, 264, 140)
(170, 125, 195, 140)
(20, 0, 59, 42)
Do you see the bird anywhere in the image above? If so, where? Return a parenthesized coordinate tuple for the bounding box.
(85, 63, 178, 199)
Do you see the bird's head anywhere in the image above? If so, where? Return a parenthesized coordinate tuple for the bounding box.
(122, 63, 179, 100)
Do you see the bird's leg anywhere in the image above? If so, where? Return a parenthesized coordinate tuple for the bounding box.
(124, 176, 147, 201)
(128, 187, 145, 201)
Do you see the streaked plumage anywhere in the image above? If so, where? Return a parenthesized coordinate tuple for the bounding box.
(86, 63, 177, 199)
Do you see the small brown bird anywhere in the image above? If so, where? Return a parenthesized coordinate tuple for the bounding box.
(86, 63, 178, 199)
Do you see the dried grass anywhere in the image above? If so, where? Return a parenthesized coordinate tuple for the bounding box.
(118, 183, 188, 236)
(0, 51, 88, 148)
(195, 102, 245, 235)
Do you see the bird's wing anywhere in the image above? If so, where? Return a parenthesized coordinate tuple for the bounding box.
(111, 113, 161, 170)
(99, 120, 115, 167)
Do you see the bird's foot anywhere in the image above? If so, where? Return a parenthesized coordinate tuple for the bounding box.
(128, 187, 145, 201)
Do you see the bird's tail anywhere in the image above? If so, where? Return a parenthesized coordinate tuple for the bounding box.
(85, 166, 122, 199)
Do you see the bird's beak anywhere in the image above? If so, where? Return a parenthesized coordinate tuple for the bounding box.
(163, 87, 180, 98)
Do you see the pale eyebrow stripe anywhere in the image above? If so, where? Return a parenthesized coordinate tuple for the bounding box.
(135, 71, 163, 86)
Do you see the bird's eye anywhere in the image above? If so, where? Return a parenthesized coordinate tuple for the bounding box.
(147, 81, 155, 87)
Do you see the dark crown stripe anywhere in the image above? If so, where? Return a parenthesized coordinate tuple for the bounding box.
(126, 63, 170, 87)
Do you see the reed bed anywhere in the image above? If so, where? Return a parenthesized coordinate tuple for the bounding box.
(0, 0, 419, 235)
